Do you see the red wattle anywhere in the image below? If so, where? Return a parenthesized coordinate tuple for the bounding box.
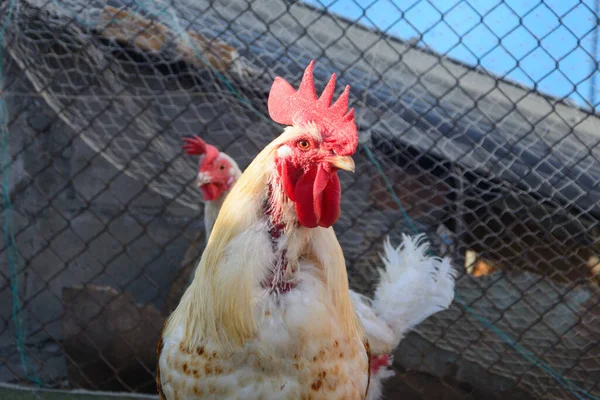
(292, 164, 342, 228)
(200, 183, 222, 201)
(294, 167, 318, 228)
(370, 354, 391, 374)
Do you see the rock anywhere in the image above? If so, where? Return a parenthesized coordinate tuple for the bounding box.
(62, 285, 164, 392)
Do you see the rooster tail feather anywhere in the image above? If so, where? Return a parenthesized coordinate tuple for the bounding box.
(373, 233, 456, 349)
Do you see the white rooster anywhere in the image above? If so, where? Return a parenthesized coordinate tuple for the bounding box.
(159, 60, 455, 399)
(181, 134, 456, 399)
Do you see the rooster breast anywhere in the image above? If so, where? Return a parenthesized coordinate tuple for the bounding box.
(158, 259, 369, 400)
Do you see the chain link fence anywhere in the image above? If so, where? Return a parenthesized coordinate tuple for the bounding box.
(1, 0, 599, 398)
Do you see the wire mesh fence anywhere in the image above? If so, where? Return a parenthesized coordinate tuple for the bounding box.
(0, 0, 599, 398)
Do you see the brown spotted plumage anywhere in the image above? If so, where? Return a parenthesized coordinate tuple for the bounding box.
(158, 295, 369, 399)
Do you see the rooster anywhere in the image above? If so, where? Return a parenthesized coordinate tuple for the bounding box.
(159, 61, 455, 399)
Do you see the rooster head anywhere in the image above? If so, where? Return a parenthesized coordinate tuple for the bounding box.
(182, 136, 236, 202)
(268, 60, 358, 228)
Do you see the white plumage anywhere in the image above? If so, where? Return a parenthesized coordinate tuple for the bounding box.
(352, 234, 457, 399)
(159, 226, 369, 400)
(374, 234, 456, 349)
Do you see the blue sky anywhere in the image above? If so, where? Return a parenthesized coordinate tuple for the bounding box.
(303, 0, 600, 111)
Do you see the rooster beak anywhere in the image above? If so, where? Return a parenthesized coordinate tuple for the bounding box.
(329, 156, 355, 173)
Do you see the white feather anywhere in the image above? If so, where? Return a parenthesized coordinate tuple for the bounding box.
(276, 145, 292, 157)
(373, 233, 457, 350)
(348, 234, 456, 399)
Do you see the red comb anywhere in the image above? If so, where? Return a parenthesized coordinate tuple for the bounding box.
(182, 136, 219, 167)
(268, 60, 357, 152)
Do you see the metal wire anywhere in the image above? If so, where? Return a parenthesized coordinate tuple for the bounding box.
(1, 0, 599, 399)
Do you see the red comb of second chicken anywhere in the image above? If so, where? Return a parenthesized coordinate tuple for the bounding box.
(182, 135, 220, 166)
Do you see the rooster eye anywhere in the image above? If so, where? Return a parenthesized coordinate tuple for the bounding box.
(219, 165, 226, 170)
(297, 140, 310, 150)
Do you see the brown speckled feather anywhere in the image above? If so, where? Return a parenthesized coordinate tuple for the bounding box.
(158, 331, 368, 399)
